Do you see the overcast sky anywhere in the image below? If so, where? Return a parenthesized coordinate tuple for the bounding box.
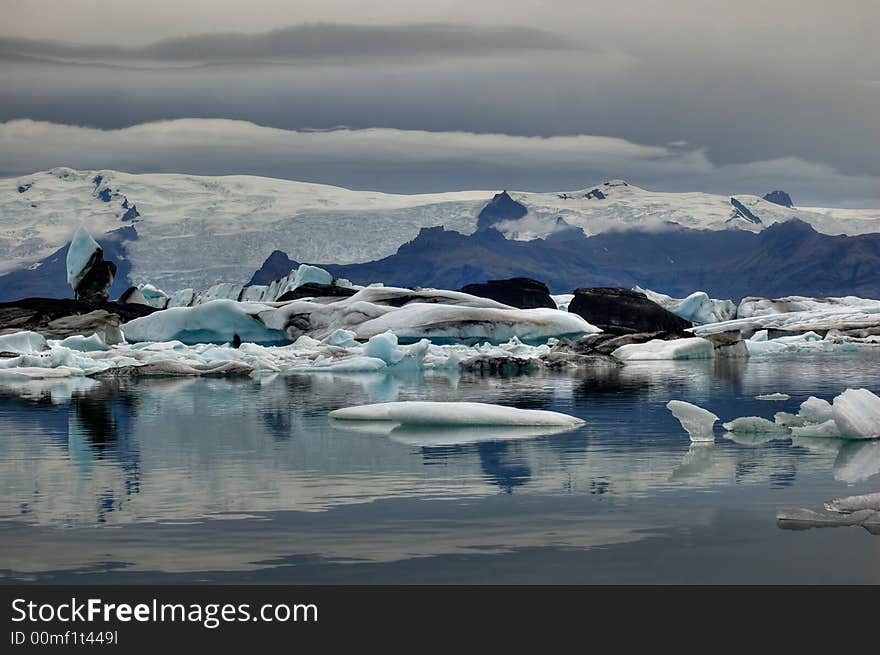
(1, 0, 877, 205)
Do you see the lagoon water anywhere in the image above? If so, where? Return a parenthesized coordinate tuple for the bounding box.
(1, 352, 879, 583)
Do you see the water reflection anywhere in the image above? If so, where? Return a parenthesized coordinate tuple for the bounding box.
(0, 352, 879, 579)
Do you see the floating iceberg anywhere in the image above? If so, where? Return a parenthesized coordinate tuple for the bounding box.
(328, 401, 585, 427)
(612, 337, 714, 361)
(831, 388, 880, 439)
(790, 420, 841, 438)
(634, 287, 736, 324)
(756, 393, 790, 401)
(777, 508, 880, 531)
(825, 492, 880, 514)
(666, 400, 718, 442)
(722, 416, 790, 434)
(798, 396, 833, 424)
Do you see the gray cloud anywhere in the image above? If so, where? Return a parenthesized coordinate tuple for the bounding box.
(0, 23, 580, 65)
(2, 119, 877, 206)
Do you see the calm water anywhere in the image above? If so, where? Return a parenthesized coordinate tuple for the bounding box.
(1, 353, 879, 584)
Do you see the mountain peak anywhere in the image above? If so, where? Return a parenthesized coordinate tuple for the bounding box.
(763, 190, 794, 207)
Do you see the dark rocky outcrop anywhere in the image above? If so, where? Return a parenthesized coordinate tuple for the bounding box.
(75, 257, 117, 303)
(763, 190, 794, 207)
(568, 288, 693, 335)
(247, 250, 300, 286)
(729, 198, 763, 225)
(476, 191, 527, 231)
(276, 283, 358, 302)
(0, 298, 156, 342)
(458, 277, 555, 309)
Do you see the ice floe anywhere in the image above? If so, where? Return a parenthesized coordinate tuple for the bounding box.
(666, 400, 718, 442)
(825, 492, 880, 514)
(756, 393, 790, 401)
(329, 401, 585, 427)
(722, 416, 790, 434)
(611, 337, 714, 361)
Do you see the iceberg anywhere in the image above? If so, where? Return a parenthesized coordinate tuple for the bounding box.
(328, 401, 585, 427)
(777, 508, 879, 530)
(756, 393, 790, 401)
(831, 388, 880, 439)
(612, 337, 714, 361)
(666, 400, 718, 442)
(790, 420, 841, 438)
(634, 287, 736, 324)
(65, 226, 101, 290)
(722, 416, 790, 434)
(825, 492, 880, 514)
(122, 299, 287, 345)
(798, 396, 833, 424)
(0, 331, 47, 354)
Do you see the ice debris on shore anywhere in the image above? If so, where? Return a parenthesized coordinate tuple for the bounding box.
(329, 401, 585, 427)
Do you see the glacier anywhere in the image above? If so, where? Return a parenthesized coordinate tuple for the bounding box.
(4, 169, 880, 293)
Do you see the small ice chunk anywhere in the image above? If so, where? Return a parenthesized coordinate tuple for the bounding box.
(722, 416, 789, 434)
(825, 492, 880, 514)
(831, 388, 880, 439)
(790, 419, 841, 438)
(756, 393, 790, 401)
(329, 401, 584, 427)
(666, 400, 718, 442)
(57, 334, 110, 352)
(798, 396, 833, 424)
(322, 329, 358, 347)
(0, 331, 47, 354)
(363, 331, 404, 364)
(774, 411, 806, 428)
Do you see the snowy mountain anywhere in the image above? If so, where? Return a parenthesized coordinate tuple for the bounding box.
(2, 168, 879, 298)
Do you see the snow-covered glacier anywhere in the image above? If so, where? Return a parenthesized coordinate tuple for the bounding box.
(4, 169, 880, 293)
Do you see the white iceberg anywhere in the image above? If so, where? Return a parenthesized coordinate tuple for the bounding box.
(123, 299, 286, 345)
(790, 419, 841, 438)
(825, 492, 880, 514)
(774, 411, 806, 428)
(0, 331, 47, 354)
(722, 416, 790, 434)
(328, 401, 584, 427)
(798, 396, 834, 424)
(634, 287, 736, 324)
(551, 294, 574, 312)
(831, 388, 880, 439)
(666, 400, 718, 442)
(65, 225, 100, 290)
(756, 393, 790, 401)
(612, 337, 714, 361)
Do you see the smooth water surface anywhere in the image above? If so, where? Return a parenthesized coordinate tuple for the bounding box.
(1, 353, 879, 583)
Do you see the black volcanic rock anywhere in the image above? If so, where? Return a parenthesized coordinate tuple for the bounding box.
(476, 191, 528, 231)
(76, 258, 117, 303)
(763, 190, 794, 207)
(458, 277, 556, 309)
(0, 298, 156, 341)
(276, 283, 357, 302)
(248, 250, 300, 286)
(729, 198, 763, 225)
(568, 288, 693, 335)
